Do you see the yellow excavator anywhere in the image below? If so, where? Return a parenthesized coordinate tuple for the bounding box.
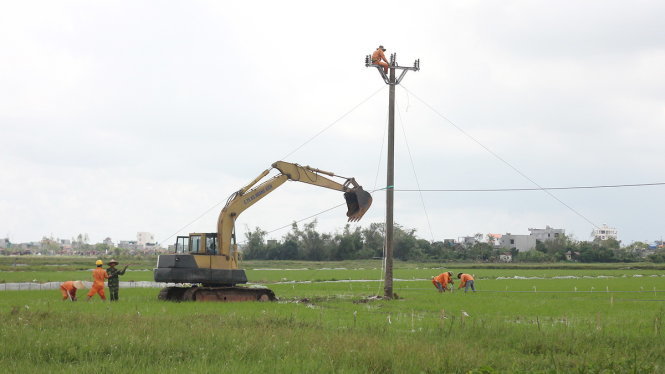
(154, 161, 373, 301)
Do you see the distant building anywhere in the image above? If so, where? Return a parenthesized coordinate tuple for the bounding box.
(443, 239, 457, 247)
(144, 242, 161, 251)
(137, 232, 155, 248)
(499, 233, 536, 252)
(0, 238, 9, 249)
(103, 237, 114, 247)
(118, 240, 139, 251)
(528, 226, 565, 242)
(461, 236, 478, 247)
(487, 233, 502, 246)
(592, 224, 618, 241)
(59, 239, 72, 251)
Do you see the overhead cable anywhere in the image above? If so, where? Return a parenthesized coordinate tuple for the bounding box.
(401, 85, 600, 229)
(393, 182, 665, 192)
(156, 200, 226, 246)
(162, 87, 386, 244)
(397, 102, 435, 241)
(280, 85, 385, 160)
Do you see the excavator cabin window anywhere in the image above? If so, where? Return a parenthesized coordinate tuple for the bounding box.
(205, 234, 217, 255)
(175, 236, 190, 254)
(174, 234, 215, 254)
(189, 235, 201, 254)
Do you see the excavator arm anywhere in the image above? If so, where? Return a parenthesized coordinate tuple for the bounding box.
(217, 161, 373, 265)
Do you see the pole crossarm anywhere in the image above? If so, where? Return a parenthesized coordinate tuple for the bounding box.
(365, 53, 420, 85)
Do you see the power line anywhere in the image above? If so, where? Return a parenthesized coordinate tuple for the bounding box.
(159, 87, 386, 245)
(401, 85, 600, 229)
(280, 85, 385, 160)
(397, 102, 434, 241)
(372, 110, 388, 191)
(250, 187, 391, 240)
(238, 180, 662, 242)
(265, 202, 347, 235)
(393, 182, 665, 192)
(156, 200, 226, 246)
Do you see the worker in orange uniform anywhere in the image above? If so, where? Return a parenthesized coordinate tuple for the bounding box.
(457, 273, 476, 293)
(87, 259, 109, 301)
(432, 271, 454, 292)
(59, 280, 86, 301)
(371, 45, 389, 74)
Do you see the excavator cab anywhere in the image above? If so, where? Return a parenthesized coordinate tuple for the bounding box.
(174, 234, 218, 254)
(344, 187, 373, 222)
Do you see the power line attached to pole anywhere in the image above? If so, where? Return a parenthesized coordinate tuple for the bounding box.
(365, 47, 420, 299)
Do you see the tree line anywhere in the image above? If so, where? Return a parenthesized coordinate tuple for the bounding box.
(241, 220, 665, 263)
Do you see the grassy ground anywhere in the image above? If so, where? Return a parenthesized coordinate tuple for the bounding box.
(1, 258, 664, 373)
(2, 256, 664, 283)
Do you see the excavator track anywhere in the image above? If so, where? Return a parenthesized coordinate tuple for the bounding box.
(158, 286, 276, 302)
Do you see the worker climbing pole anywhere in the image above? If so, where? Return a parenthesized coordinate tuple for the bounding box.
(365, 45, 420, 299)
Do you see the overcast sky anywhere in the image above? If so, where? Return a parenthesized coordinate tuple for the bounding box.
(1, 0, 664, 246)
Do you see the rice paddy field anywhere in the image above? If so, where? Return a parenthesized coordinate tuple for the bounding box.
(1, 257, 664, 373)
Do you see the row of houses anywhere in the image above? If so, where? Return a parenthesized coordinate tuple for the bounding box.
(459, 224, 619, 253)
(0, 232, 161, 254)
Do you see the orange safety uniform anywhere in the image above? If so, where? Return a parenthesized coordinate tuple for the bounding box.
(371, 48, 389, 74)
(87, 267, 109, 300)
(60, 281, 78, 300)
(458, 274, 474, 289)
(432, 272, 453, 289)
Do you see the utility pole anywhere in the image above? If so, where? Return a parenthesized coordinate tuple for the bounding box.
(365, 49, 420, 299)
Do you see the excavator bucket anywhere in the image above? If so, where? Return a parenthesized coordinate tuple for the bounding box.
(344, 188, 373, 222)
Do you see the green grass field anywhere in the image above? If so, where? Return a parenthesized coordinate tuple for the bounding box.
(1, 258, 664, 373)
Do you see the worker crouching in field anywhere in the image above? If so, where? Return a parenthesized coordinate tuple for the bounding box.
(87, 259, 109, 301)
(432, 272, 454, 293)
(457, 273, 475, 293)
(106, 259, 128, 301)
(60, 280, 86, 301)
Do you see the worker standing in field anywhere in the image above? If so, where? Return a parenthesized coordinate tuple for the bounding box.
(87, 259, 109, 301)
(432, 271, 454, 292)
(106, 259, 129, 302)
(59, 280, 86, 301)
(457, 273, 476, 293)
(371, 45, 389, 74)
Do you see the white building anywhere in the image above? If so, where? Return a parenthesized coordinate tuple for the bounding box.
(528, 225, 565, 242)
(461, 236, 478, 247)
(592, 224, 618, 241)
(499, 233, 536, 252)
(137, 232, 155, 248)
